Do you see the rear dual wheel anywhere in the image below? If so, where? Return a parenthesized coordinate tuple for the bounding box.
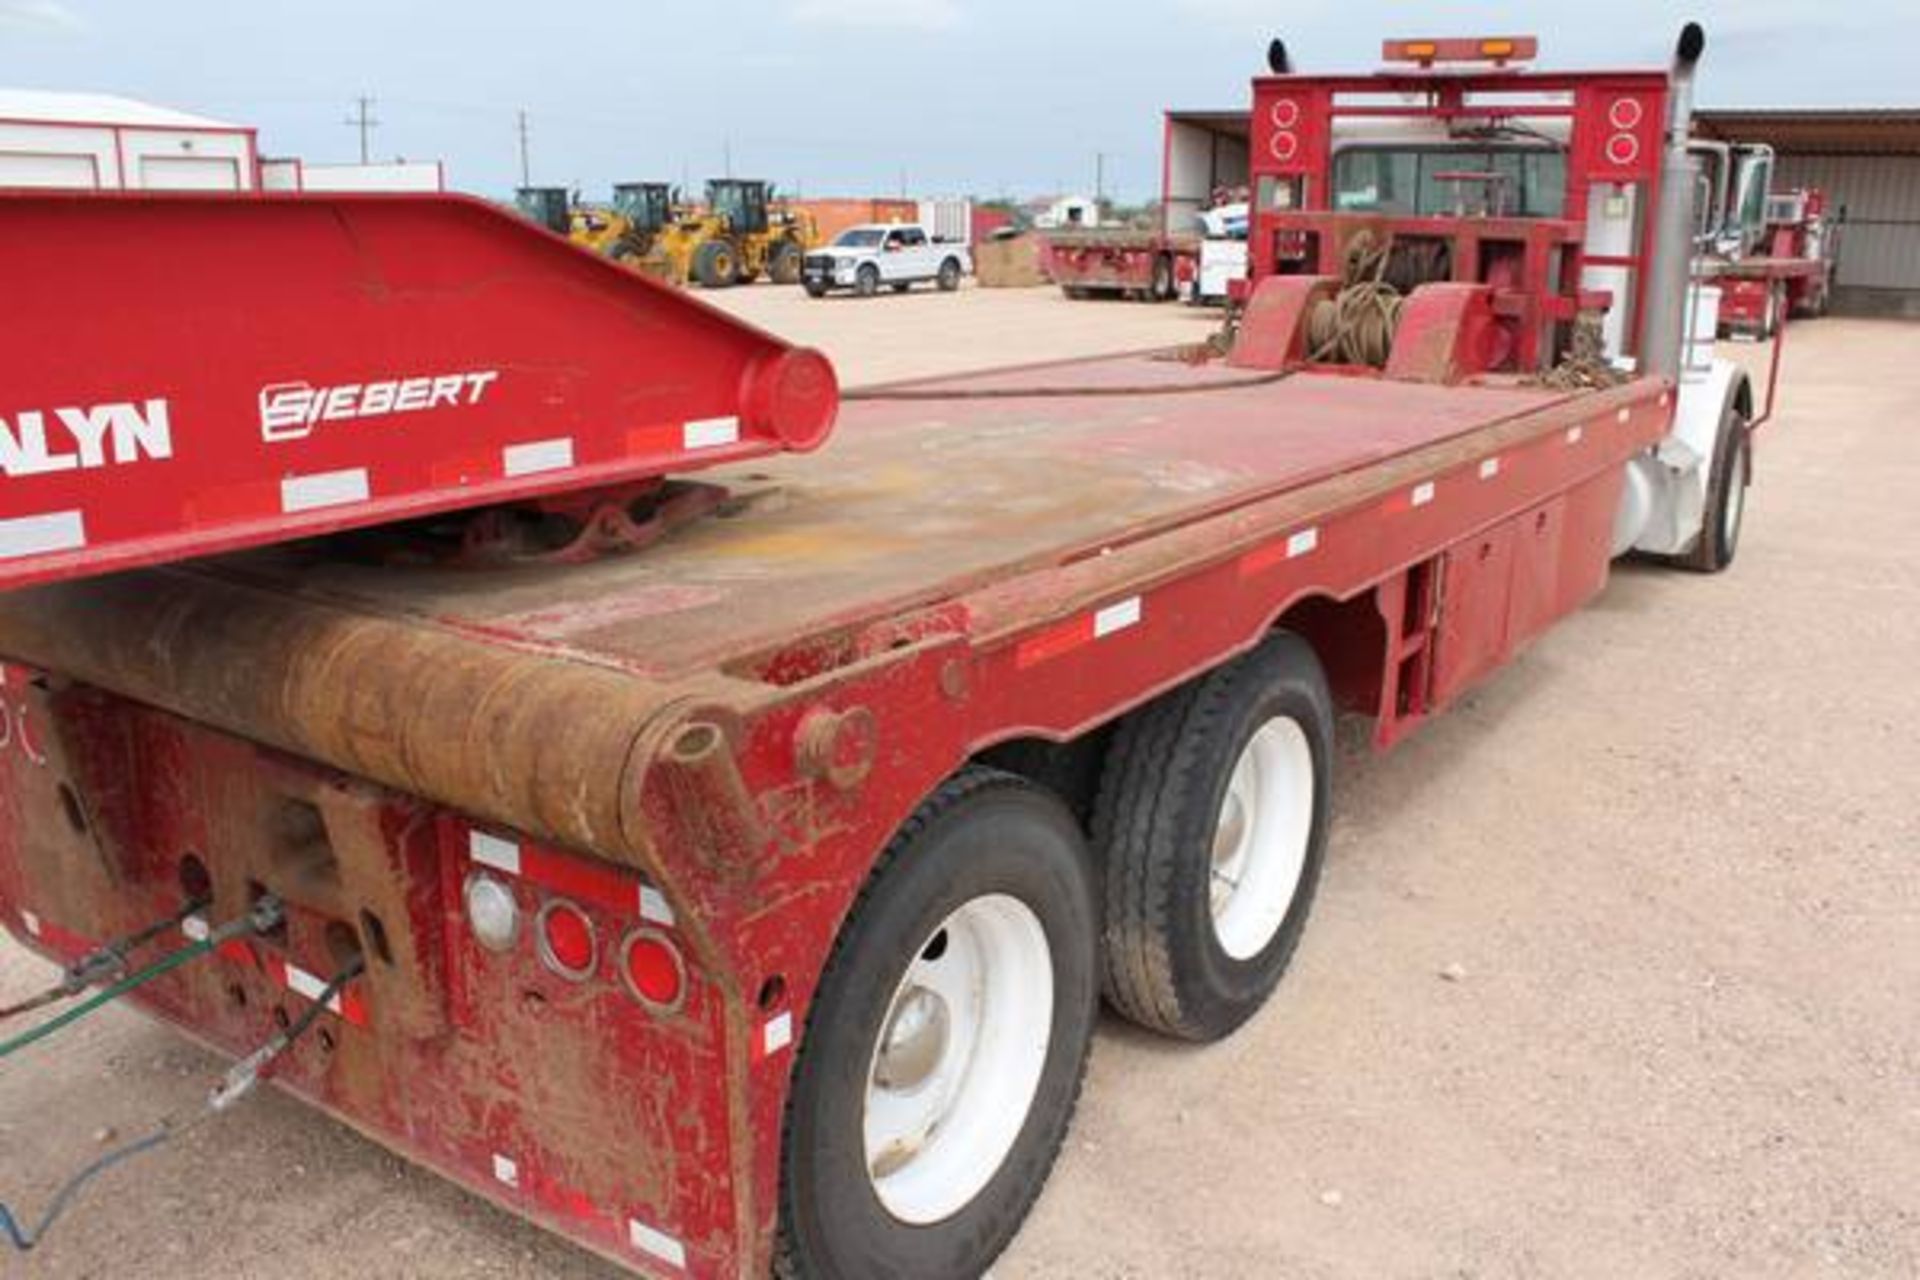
(1094, 632, 1333, 1041)
(778, 770, 1098, 1280)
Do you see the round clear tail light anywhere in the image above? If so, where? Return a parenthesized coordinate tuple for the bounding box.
(464, 872, 520, 953)
(620, 928, 686, 1012)
(536, 899, 598, 981)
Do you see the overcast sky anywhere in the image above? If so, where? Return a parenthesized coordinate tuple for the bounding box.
(1, 0, 1911, 201)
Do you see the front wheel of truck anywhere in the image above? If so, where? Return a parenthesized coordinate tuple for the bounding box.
(776, 768, 1098, 1280)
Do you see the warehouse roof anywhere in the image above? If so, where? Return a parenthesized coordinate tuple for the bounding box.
(1167, 109, 1251, 139)
(1694, 108, 1920, 156)
(0, 88, 241, 131)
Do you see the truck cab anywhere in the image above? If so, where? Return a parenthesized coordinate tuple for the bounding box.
(1242, 31, 1758, 571)
(513, 185, 572, 236)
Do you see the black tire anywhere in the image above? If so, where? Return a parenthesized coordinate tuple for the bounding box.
(937, 257, 963, 292)
(1092, 632, 1333, 1042)
(1150, 253, 1173, 301)
(854, 263, 881, 298)
(777, 768, 1098, 1280)
(692, 239, 736, 289)
(1680, 404, 1751, 573)
(770, 242, 804, 286)
(803, 279, 830, 299)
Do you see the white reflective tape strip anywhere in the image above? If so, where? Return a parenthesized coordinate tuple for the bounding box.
(181, 914, 211, 943)
(491, 1153, 519, 1188)
(1616, 407, 1631, 424)
(639, 884, 676, 928)
(1093, 596, 1142, 638)
(469, 830, 522, 876)
(763, 1010, 794, 1057)
(1286, 527, 1319, 558)
(1478, 457, 1501, 480)
(1411, 481, 1435, 508)
(1566, 425, 1584, 444)
(284, 962, 344, 1012)
(502, 437, 575, 477)
(628, 1218, 688, 1270)
(0, 510, 86, 560)
(683, 416, 740, 450)
(20, 910, 41, 938)
(281, 468, 370, 513)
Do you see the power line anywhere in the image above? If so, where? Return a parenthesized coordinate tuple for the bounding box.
(343, 95, 378, 164)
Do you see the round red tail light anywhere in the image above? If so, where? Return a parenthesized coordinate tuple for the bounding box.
(620, 928, 686, 1012)
(536, 900, 597, 980)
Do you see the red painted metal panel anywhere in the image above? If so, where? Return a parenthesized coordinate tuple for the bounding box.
(0, 192, 838, 594)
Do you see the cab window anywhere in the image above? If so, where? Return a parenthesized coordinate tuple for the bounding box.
(1332, 147, 1568, 218)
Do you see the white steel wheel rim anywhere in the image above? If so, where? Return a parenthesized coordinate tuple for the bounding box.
(863, 894, 1053, 1225)
(1210, 717, 1316, 961)
(1722, 437, 1748, 551)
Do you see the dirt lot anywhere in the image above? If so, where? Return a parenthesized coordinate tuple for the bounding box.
(2, 287, 1916, 1279)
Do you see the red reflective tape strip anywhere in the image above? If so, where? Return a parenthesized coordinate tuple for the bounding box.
(1383, 481, 1437, 515)
(31, 916, 93, 956)
(1015, 615, 1095, 669)
(272, 956, 369, 1026)
(520, 845, 640, 918)
(1238, 526, 1319, 577)
(468, 827, 663, 924)
(625, 422, 683, 457)
(184, 480, 278, 526)
(1014, 596, 1142, 669)
(216, 938, 258, 968)
(430, 448, 503, 487)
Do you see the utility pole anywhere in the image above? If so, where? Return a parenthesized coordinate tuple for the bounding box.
(516, 110, 532, 188)
(1094, 152, 1105, 208)
(344, 96, 378, 164)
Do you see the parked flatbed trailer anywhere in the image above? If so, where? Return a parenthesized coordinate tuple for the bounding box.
(0, 24, 1767, 1280)
(1043, 228, 1196, 301)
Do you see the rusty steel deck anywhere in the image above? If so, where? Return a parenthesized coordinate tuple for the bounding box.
(192, 356, 1578, 674)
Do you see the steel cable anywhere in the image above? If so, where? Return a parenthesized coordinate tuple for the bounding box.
(0, 953, 362, 1254)
(0, 898, 281, 1062)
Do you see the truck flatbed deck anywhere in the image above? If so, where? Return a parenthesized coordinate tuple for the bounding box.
(182, 357, 1607, 676)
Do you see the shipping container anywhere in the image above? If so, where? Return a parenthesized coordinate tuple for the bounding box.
(917, 197, 973, 243)
(791, 196, 919, 245)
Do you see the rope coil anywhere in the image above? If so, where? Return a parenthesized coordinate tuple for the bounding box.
(1306, 230, 1405, 368)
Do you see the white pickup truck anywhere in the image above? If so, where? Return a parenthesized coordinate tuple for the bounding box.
(802, 223, 970, 298)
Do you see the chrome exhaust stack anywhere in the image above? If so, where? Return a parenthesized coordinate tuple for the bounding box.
(1642, 22, 1705, 383)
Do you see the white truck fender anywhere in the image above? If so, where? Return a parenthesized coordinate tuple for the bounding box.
(1616, 357, 1751, 557)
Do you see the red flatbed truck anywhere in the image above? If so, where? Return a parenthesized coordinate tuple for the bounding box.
(0, 26, 1761, 1280)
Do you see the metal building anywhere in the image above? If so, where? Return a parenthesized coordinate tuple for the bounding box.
(0, 89, 256, 190)
(1697, 109, 1920, 318)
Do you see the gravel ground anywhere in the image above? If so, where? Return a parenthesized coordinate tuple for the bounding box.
(1, 287, 1914, 1279)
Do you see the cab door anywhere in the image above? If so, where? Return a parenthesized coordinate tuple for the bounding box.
(879, 227, 909, 281)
